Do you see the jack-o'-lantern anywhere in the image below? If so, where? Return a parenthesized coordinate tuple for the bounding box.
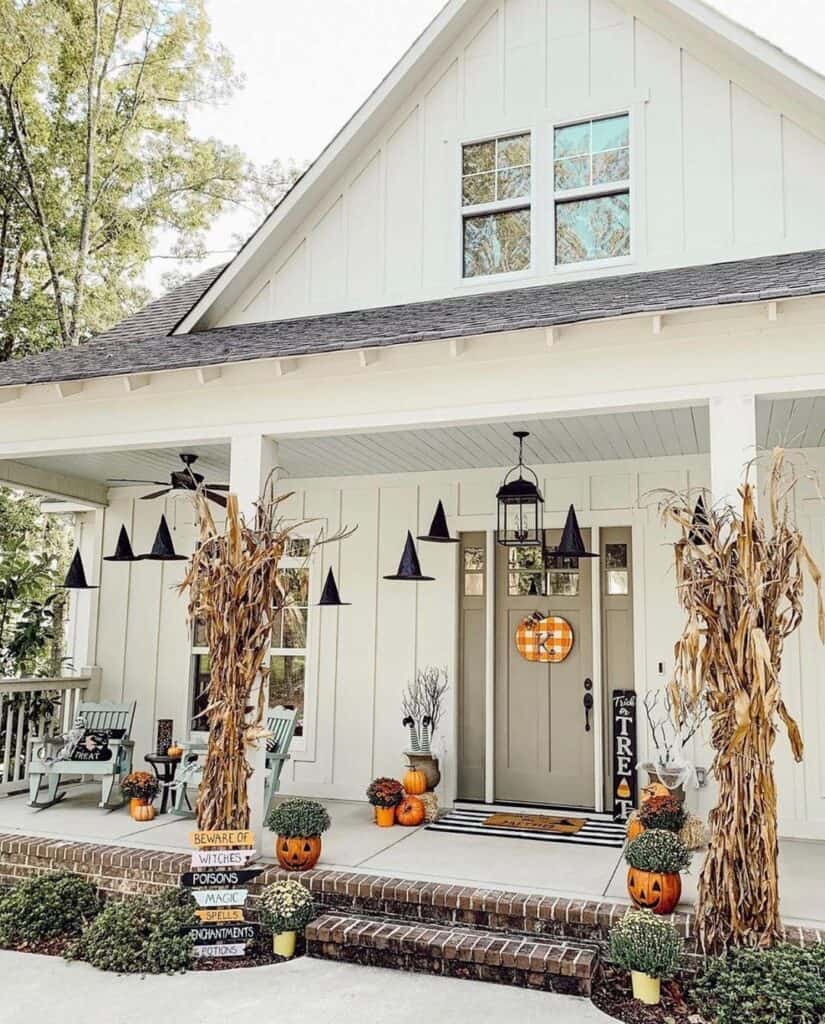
(395, 796, 426, 827)
(640, 782, 670, 805)
(276, 835, 322, 871)
(403, 769, 427, 795)
(626, 867, 681, 915)
(626, 815, 645, 842)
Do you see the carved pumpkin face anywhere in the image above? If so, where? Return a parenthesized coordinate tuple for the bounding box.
(395, 796, 426, 827)
(626, 867, 681, 915)
(276, 835, 322, 872)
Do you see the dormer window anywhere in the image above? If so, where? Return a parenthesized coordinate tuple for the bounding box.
(462, 133, 531, 278)
(553, 114, 630, 264)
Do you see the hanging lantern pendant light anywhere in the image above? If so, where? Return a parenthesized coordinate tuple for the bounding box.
(496, 431, 544, 547)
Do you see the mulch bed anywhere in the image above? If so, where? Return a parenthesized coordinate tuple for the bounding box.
(591, 964, 707, 1023)
(0, 936, 73, 958)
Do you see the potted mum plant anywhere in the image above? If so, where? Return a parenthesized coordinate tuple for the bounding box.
(265, 798, 331, 871)
(258, 879, 316, 959)
(627, 793, 688, 841)
(366, 777, 403, 827)
(609, 908, 683, 1006)
(120, 771, 159, 821)
(625, 829, 691, 915)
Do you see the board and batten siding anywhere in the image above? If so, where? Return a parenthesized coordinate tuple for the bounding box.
(210, 0, 825, 329)
(83, 451, 825, 837)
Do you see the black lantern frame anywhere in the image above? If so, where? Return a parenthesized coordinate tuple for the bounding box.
(496, 431, 544, 547)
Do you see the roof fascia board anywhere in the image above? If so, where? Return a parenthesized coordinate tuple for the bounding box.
(173, 0, 477, 335)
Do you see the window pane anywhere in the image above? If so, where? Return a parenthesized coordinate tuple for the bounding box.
(498, 133, 530, 168)
(592, 115, 629, 153)
(286, 537, 310, 559)
(592, 147, 629, 186)
(277, 568, 309, 606)
(462, 171, 496, 206)
(554, 156, 589, 190)
(508, 571, 543, 596)
(547, 571, 580, 596)
(191, 653, 211, 731)
(555, 193, 630, 264)
(463, 140, 495, 175)
(193, 618, 208, 647)
(497, 166, 530, 201)
(554, 121, 590, 159)
(607, 570, 629, 595)
(464, 209, 530, 277)
(508, 546, 544, 570)
(605, 543, 628, 569)
(464, 546, 485, 571)
(464, 572, 484, 596)
(270, 656, 305, 735)
(281, 606, 307, 649)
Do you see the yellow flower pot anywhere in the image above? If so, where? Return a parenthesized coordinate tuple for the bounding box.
(631, 971, 661, 1005)
(273, 930, 297, 959)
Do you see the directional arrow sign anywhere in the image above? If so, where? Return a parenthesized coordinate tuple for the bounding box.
(193, 889, 248, 908)
(195, 908, 245, 923)
(181, 867, 264, 888)
(190, 829, 254, 848)
(190, 923, 257, 946)
(190, 850, 257, 869)
(193, 943, 247, 958)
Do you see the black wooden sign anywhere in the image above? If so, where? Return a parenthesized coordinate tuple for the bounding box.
(181, 867, 264, 888)
(189, 923, 257, 946)
(612, 689, 638, 822)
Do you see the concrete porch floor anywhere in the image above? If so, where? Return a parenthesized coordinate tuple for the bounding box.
(1, 785, 824, 927)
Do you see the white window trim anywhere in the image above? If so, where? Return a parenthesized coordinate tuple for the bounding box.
(460, 129, 534, 282)
(552, 111, 632, 268)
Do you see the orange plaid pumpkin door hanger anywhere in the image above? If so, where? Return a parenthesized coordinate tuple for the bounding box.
(515, 613, 574, 663)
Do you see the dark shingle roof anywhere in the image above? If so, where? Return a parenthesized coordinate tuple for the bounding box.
(1, 249, 824, 388)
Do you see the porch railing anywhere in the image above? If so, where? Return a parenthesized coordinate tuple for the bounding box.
(0, 669, 101, 795)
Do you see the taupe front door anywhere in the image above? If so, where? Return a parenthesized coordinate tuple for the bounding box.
(494, 530, 595, 808)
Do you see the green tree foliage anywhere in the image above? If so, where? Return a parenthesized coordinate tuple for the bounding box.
(0, 0, 249, 357)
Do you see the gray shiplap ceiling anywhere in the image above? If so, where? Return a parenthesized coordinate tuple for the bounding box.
(11, 399, 825, 484)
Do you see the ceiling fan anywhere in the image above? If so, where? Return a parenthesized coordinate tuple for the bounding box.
(108, 453, 229, 507)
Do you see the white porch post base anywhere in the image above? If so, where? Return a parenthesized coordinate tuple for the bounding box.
(229, 433, 279, 851)
(709, 394, 757, 508)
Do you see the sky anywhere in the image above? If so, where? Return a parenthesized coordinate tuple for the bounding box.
(146, 0, 825, 293)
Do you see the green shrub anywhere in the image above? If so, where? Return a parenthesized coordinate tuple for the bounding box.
(266, 798, 331, 837)
(609, 909, 683, 979)
(67, 888, 196, 974)
(695, 944, 825, 1024)
(0, 872, 100, 945)
(258, 880, 316, 933)
(625, 828, 691, 873)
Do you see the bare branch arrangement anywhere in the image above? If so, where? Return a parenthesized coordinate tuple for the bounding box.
(180, 481, 353, 831)
(643, 686, 709, 768)
(401, 667, 449, 753)
(661, 449, 824, 951)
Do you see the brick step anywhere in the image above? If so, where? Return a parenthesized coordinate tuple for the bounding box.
(305, 912, 599, 996)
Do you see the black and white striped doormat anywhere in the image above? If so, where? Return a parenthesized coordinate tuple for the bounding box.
(426, 807, 626, 849)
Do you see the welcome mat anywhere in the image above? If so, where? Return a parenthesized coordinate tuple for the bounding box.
(482, 813, 586, 835)
(426, 808, 625, 848)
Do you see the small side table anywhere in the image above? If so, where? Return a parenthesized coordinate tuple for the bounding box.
(145, 753, 181, 815)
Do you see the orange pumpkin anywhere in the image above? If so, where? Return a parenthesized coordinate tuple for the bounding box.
(276, 835, 322, 871)
(167, 744, 184, 759)
(395, 796, 425, 827)
(641, 782, 670, 805)
(130, 799, 156, 822)
(626, 815, 645, 842)
(627, 867, 681, 915)
(403, 769, 427, 795)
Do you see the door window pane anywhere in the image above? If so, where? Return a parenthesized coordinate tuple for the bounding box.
(191, 653, 211, 732)
(463, 209, 530, 277)
(270, 655, 305, 735)
(556, 193, 630, 264)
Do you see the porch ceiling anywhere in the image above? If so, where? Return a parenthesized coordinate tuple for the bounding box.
(7, 397, 825, 484)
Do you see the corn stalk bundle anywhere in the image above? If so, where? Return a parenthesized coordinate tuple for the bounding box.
(662, 449, 824, 951)
(180, 483, 352, 832)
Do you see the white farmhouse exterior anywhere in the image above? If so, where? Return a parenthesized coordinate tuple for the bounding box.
(3, 0, 825, 840)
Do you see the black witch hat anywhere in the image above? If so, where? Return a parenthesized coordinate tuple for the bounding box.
(688, 494, 712, 546)
(317, 567, 350, 606)
(139, 514, 187, 561)
(418, 500, 458, 544)
(383, 531, 435, 581)
(554, 505, 599, 559)
(104, 525, 138, 563)
(61, 548, 98, 589)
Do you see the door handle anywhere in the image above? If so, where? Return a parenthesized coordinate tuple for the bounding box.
(583, 691, 594, 732)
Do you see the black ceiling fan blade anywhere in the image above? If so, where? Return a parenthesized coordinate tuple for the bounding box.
(207, 484, 230, 491)
(140, 488, 173, 500)
(204, 490, 228, 508)
(107, 478, 167, 485)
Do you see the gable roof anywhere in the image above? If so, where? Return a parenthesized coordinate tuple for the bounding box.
(2, 248, 825, 389)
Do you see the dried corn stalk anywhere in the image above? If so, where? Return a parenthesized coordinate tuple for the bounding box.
(180, 482, 352, 832)
(662, 449, 824, 951)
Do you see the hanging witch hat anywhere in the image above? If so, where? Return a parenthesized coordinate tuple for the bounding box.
(418, 500, 459, 544)
(554, 505, 599, 559)
(383, 531, 435, 581)
(103, 525, 138, 563)
(139, 514, 187, 561)
(61, 548, 98, 589)
(688, 494, 712, 546)
(317, 567, 350, 606)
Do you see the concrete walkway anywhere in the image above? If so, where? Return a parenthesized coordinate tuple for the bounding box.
(0, 951, 615, 1023)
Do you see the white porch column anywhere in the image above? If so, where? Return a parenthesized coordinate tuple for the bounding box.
(229, 434, 279, 848)
(67, 507, 105, 675)
(708, 394, 757, 507)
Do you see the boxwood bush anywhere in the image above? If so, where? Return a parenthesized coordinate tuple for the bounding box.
(0, 872, 100, 945)
(695, 944, 825, 1024)
(67, 888, 197, 974)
